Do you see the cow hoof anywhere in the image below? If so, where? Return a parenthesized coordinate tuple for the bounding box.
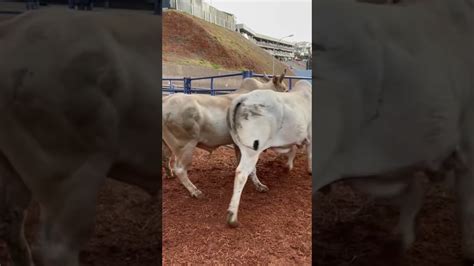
(191, 190, 204, 199)
(164, 174, 174, 179)
(255, 184, 269, 192)
(227, 211, 239, 228)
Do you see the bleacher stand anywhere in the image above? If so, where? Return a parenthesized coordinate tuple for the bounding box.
(154, 0, 161, 15)
(19, 0, 161, 14)
(67, 0, 93, 10)
(25, 0, 39, 10)
(79, 0, 93, 10)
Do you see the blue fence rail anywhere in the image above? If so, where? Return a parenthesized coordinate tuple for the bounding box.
(162, 70, 312, 95)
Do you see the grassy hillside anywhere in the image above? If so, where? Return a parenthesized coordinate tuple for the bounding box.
(163, 10, 294, 75)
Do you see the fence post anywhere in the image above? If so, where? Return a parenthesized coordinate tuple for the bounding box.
(169, 81, 176, 94)
(210, 78, 215, 96)
(184, 77, 192, 94)
(154, 0, 161, 15)
(289, 78, 292, 91)
(242, 70, 253, 79)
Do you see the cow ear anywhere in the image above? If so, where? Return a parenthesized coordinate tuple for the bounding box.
(272, 75, 279, 85)
(279, 69, 287, 83)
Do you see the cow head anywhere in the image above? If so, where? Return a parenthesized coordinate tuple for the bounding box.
(271, 69, 288, 92)
(236, 69, 288, 93)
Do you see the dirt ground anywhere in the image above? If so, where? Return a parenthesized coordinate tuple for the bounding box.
(0, 179, 162, 266)
(314, 182, 465, 266)
(162, 147, 312, 265)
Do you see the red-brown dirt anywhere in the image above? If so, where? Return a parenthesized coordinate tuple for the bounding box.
(0, 180, 162, 266)
(1, 148, 310, 266)
(314, 182, 465, 266)
(162, 148, 312, 265)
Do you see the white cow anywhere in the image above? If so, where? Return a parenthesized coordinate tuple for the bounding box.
(314, 0, 474, 262)
(0, 9, 162, 266)
(226, 80, 312, 227)
(336, 149, 467, 249)
(162, 72, 290, 198)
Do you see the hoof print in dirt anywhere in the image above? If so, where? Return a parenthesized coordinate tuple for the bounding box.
(227, 211, 239, 228)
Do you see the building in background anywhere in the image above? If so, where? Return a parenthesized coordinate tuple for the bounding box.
(294, 41, 311, 60)
(164, 0, 236, 31)
(25, 0, 163, 10)
(306, 54, 312, 70)
(236, 23, 294, 61)
(162, 0, 295, 62)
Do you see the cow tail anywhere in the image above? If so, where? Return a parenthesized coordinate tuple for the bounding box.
(228, 97, 244, 133)
(228, 96, 263, 151)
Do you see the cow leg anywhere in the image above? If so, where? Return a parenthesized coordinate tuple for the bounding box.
(249, 168, 269, 192)
(350, 176, 423, 249)
(233, 145, 267, 194)
(456, 154, 474, 263)
(285, 145, 297, 171)
(162, 143, 174, 179)
(32, 153, 111, 266)
(173, 141, 202, 198)
(167, 155, 175, 178)
(162, 140, 175, 179)
(456, 170, 474, 264)
(227, 149, 260, 227)
(0, 154, 33, 266)
(307, 140, 312, 174)
(395, 177, 425, 250)
(238, 144, 268, 192)
(458, 111, 474, 263)
(233, 144, 241, 165)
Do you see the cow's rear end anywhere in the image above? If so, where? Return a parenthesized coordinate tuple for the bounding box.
(226, 83, 312, 227)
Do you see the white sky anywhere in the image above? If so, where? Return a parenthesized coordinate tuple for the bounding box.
(205, 0, 312, 43)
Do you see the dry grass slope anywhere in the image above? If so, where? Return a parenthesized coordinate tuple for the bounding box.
(163, 10, 294, 75)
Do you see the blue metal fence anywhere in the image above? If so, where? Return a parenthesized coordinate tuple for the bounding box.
(162, 70, 312, 95)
